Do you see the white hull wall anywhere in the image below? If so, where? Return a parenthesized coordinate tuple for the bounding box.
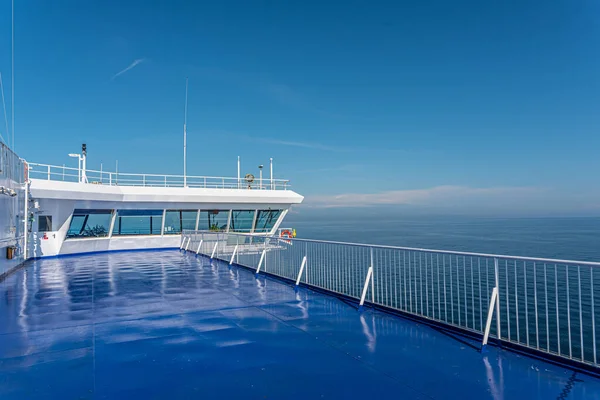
(59, 235, 181, 255)
(27, 181, 302, 258)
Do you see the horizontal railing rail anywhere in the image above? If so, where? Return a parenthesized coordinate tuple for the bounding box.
(26, 162, 291, 190)
(181, 230, 600, 371)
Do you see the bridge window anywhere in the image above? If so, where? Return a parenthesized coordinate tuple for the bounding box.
(230, 210, 255, 232)
(164, 210, 198, 234)
(67, 209, 112, 238)
(254, 210, 282, 232)
(38, 215, 53, 232)
(198, 210, 229, 231)
(112, 210, 163, 236)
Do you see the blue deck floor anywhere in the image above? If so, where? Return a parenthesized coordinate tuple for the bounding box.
(0, 250, 599, 399)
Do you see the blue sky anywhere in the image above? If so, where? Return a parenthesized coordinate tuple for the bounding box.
(1, 1, 600, 214)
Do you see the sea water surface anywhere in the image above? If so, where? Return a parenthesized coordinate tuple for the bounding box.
(286, 215, 600, 262)
(282, 214, 600, 363)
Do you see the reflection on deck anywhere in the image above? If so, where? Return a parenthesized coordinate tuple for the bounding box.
(0, 250, 599, 399)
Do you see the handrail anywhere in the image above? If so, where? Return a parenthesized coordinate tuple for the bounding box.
(26, 162, 291, 190)
(197, 230, 600, 267)
(182, 229, 600, 370)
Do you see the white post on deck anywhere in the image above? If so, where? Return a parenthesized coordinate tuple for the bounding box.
(371, 250, 375, 303)
(211, 241, 218, 259)
(482, 287, 499, 349)
(256, 249, 267, 275)
(237, 156, 241, 189)
(180, 236, 187, 250)
(493, 258, 501, 340)
(295, 256, 307, 286)
(185, 237, 191, 251)
(229, 244, 238, 265)
(359, 248, 375, 309)
(482, 258, 502, 351)
(359, 267, 374, 309)
(196, 239, 203, 255)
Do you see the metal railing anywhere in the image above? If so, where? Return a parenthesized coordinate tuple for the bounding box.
(26, 162, 291, 190)
(181, 230, 600, 370)
(1, 142, 25, 184)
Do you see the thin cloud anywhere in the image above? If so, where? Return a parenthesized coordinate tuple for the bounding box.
(111, 58, 146, 80)
(306, 186, 543, 208)
(257, 138, 347, 152)
(224, 132, 350, 152)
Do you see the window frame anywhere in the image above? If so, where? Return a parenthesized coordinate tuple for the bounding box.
(111, 209, 164, 236)
(38, 215, 52, 232)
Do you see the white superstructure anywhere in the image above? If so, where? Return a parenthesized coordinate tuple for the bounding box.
(18, 150, 303, 259)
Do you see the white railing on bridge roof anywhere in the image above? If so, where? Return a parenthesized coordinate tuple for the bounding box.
(181, 230, 600, 372)
(26, 162, 291, 190)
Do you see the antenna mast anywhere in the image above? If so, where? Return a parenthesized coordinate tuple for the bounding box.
(11, 0, 14, 150)
(183, 78, 188, 187)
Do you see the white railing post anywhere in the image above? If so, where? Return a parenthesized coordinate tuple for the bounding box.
(180, 236, 187, 250)
(370, 248, 375, 303)
(360, 266, 374, 310)
(109, 172, 112, 185)
(211, 241, 218, 259)
(185, 237, 190, 251)
(359, 248, 375, 309)
(229, 244, 238, 265)
(256, 249, 267, 275)
(196, 239, 203, 255)
(494, 257, 501, 340)
(47, 165, 50, 180)
(482, 287, 499, 350)
(295, 256, 307, 287)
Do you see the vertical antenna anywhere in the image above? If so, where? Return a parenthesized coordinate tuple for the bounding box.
(183, 77, 188, 187)
(237, 156, 240, 189)
(270, 158, 273, 190)
(0, 73, 9, 145)
(11, 0, 15, 150)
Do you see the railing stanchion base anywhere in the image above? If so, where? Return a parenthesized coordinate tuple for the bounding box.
(481, 287, 499, 352)
(211, 241, 218, 259)
(295, 256, 307, 288)
(359, 266, 374, 311)
(229, 244, 238, 266)
(256, 249, 267, 277)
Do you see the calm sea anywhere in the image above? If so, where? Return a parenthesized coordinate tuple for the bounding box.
(282, 214, 600, 362)
(286, 215, 600, 262)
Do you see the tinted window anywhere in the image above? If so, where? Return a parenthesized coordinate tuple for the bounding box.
(198, 210, 229, 231)
(112, 210, 163, 236)
(66, 209, 112, 238)
(38, 216, 52, 232)
(230, 210, 255, 232)
(164, 210, 198, 234)
(254, 210, 282, 233)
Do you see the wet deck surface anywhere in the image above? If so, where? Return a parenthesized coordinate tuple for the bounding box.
(0, 249, 599, 399)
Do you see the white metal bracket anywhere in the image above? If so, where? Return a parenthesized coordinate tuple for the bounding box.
(359, 266, 374, 309)
(210, 241, 218, 259)
(229, 244, 238, 265)
(196, 239, 203, 255)
(295, 256, 307, 287)
(256, 249, 266, 275)
(482, 287, 499, 350)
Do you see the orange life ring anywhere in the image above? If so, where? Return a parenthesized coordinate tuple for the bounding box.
(280, 229, 293, 239)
